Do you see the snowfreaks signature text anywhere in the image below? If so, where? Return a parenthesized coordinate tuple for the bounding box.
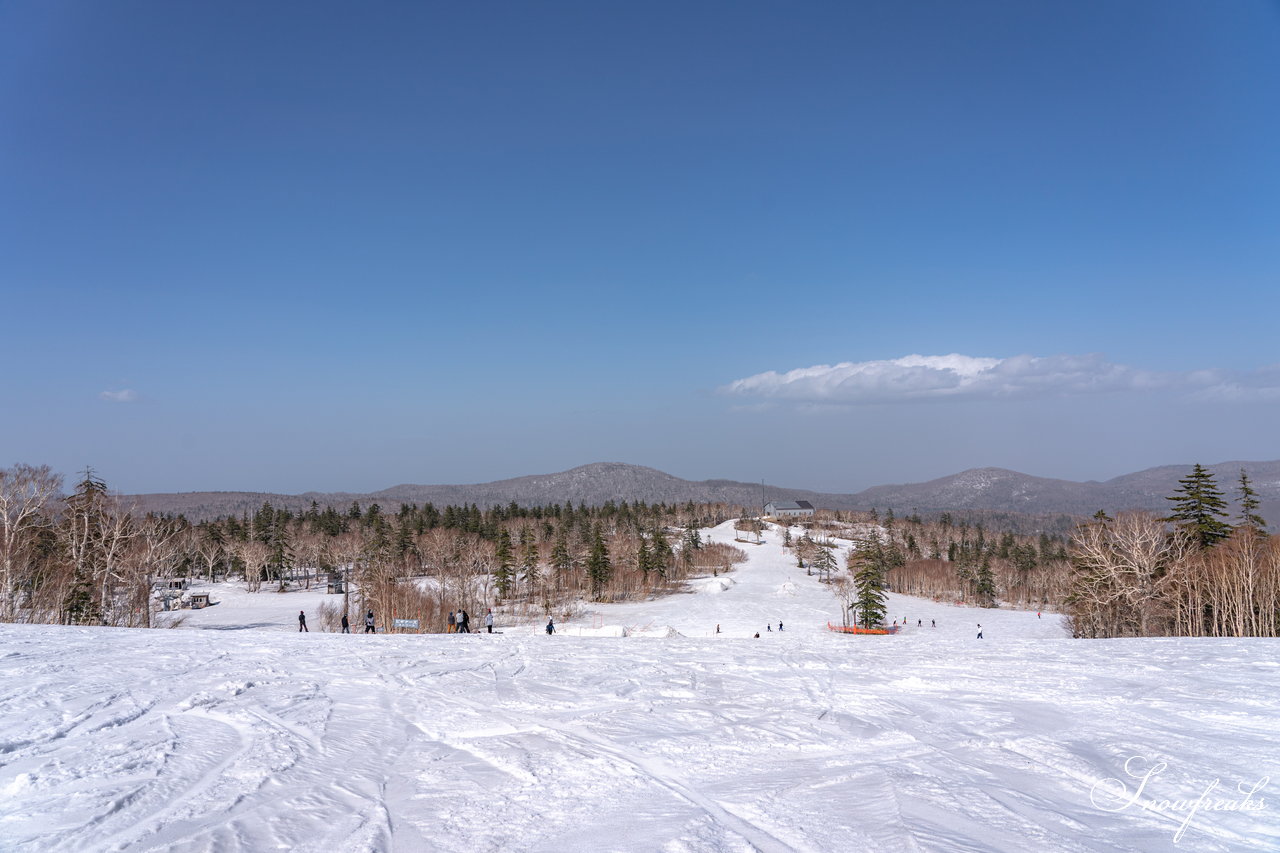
(1090, 755, 1269, 843)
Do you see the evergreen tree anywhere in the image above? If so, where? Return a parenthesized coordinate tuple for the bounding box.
(61, 469, 111, 625)
(650, 526, 673, 577)
(973, 554, 997, 606)
(811, 544, 837, 581)
(682, 522, 702, 552)
(1165, 464, 1231, 548)
(1236, 469, 1267, 532)
(550, 528, 572, 579)
(519, 527, 539, 585)
(267, 511, 294, 584)
(586, 523, 611, 597)
(637, 538, 652, 578)
(849, 541, 887, 629)
(494, 528, 514, 598)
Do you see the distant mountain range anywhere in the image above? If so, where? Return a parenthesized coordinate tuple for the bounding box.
(126, 460, 1280, 528)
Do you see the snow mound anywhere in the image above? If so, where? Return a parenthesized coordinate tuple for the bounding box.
(696, 577, 736, 594)
(775, 581, 798, 596)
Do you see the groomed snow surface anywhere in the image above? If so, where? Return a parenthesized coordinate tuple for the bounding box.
(1, 521, 1277, 852)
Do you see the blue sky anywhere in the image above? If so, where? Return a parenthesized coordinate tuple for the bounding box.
(3, 1, 1278, 495)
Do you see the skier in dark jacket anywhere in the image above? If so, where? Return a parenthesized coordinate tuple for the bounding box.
(546, 618, 555, 635)
(458, 609, 470, 633)
(298, 610, 308, 632)
(340, 613, 350, 633)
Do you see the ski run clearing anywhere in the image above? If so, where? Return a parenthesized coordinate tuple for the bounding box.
(1, 520, 1277, 853)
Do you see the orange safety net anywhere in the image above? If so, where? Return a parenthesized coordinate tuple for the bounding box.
(826, 622, 900, 635)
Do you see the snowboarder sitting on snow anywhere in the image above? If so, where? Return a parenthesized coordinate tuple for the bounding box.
(298, 610, 308, 632)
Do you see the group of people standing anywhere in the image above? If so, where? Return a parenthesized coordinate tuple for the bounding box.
(447, 608, 498, 634)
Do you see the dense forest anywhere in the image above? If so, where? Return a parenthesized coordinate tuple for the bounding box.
(0, 464, 750, 630)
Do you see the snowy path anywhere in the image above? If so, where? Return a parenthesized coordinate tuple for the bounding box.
(1, 522, 1277, 852)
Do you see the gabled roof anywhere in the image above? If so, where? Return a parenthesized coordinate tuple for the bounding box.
(768, 500, 813, 511)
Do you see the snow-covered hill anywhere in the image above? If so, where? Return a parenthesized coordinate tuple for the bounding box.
(1, 522, 1276, 852)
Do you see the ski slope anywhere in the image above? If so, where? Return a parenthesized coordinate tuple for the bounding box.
(1, 521, 1277, 852)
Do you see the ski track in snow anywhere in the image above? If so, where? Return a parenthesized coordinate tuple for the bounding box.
(1, 520, 1278, 852)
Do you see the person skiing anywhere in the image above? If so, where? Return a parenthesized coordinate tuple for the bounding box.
(715, 624, 721, 634)
(485, 609, 494, 634)
(931, 619, 936, 628)
(458, 609, 470, 634)
(778, 622, 783, 632)
(364, 610, 375, 633)
(546, 617, 555, 635)
(447, 611, 456, 633)
(340, 613, 350, 633)
(977, 624, 983, 639)
(298, 610, 308, 632)
(917, 619, 922, 627)
(767, 624, 772, 632)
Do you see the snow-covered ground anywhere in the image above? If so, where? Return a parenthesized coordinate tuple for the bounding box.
(1, 522, 1277, 852)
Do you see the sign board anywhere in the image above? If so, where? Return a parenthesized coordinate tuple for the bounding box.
(393, 618, 419, 629)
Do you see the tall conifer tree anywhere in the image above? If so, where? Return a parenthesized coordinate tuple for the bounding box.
(1236, 469, 1268, 532)
(1165, 464, 1231, 548)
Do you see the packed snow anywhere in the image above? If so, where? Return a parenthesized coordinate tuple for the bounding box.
(1, 521, 1277, 852)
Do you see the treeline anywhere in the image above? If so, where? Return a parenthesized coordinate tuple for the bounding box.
(823, 465, 1278, 638)
(791, 510, 1073, 611)
(1066, 465, 1277, 638)
(0, 463, 748, 629)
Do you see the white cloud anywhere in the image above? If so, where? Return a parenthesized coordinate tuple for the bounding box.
(720, 354, 1280, 405)
(99, 389, 140, 404)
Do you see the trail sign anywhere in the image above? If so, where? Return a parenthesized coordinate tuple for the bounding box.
(393, 618, 419, 629)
